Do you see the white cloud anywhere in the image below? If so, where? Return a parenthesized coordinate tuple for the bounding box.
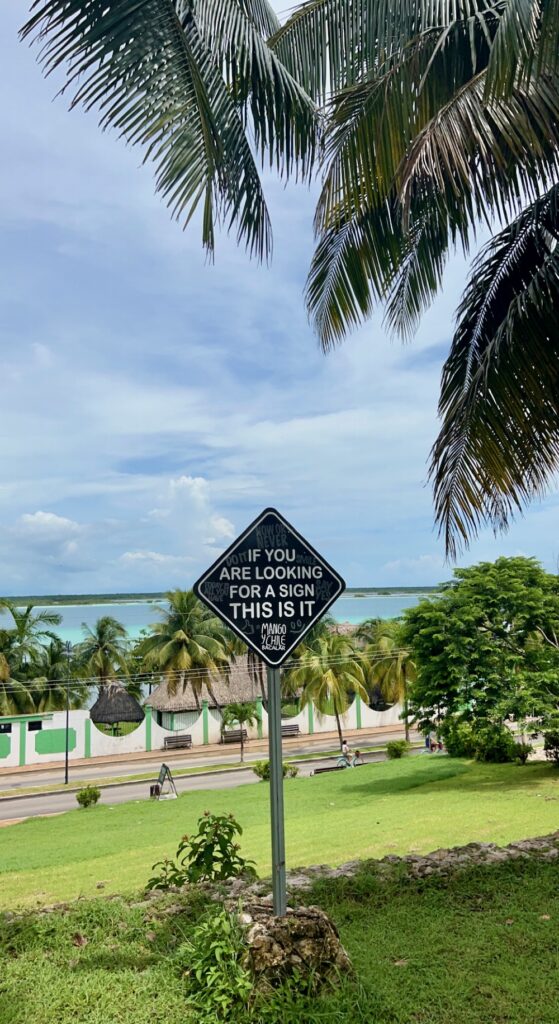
(120, 550, 194, 566)
(14, 511, 82, 546)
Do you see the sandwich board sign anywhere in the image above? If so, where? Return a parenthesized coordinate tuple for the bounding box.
(193, 508, 345, 918)
(193, 507, 345, 666)
(156, 763, 177, 800)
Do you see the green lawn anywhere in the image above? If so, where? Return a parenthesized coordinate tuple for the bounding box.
(1, 856, 558, 1024)
(1, 757, 559, 910)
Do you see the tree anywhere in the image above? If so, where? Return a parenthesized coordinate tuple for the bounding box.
(21, 0, 317, 262)
(139, 590, 234, 708)
(0, 601, 62, 674)
(401, 556, 559, 733)
(77, 616, 129, 690)
(27, 638, 88, 712)
(356, 619, 416, 741)
(23, 2, 559, 552)
(285, 631, 367, 750)
(221, 701, 259, 762)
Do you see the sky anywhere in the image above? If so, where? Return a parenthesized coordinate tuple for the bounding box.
(1, 4, 558, 596)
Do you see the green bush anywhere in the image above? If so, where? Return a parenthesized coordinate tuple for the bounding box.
(386, 740, 410, 759)
(176, 906, 253, 1023)
(514, 742, 533, 765)
(543, 729, 559, 766)
(147, 812, 256, 891)
(473, 724, 517, 763)
(76, 785, 101, 808)
(440, 719, 477, 758)
(252, 760, 299, 781)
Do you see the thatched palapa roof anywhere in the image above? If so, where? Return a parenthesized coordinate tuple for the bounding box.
(90, 681, 145, 725)
(145, 655, 266, 713)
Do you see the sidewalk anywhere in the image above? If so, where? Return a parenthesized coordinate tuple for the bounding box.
(0, 724, 408, 778)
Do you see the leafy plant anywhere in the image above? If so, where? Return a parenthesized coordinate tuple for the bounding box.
(176, 906, 253, 1023)
(252, 760, 298, 781)
(147, 812, 256, 891)
(473, 724, 517, 764)
(76, 785, 101, 808)
(543, 729, 559, 766)
(514, 742, 533, 766)
(440, 719, 477, 759)
(386, 740, 411, 760)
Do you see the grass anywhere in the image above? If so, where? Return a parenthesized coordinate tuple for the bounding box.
(1, 857, 557, 1024)
(1, 757, 558, 910)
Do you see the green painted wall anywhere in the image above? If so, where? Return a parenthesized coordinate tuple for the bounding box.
(355, 693, 362, 729)
(256, 697, 263, 739)
(0, 734, 11, 759)
(35, 728, 76, 756)
(84, 718, 92, 759)
(19, 722, 26, 767)
(202, 701, 209, 745)
(145, 708, 152, 753)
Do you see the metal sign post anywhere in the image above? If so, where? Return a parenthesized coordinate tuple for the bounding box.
(267, 665, 286, 916)
(193, 507, 345, 916)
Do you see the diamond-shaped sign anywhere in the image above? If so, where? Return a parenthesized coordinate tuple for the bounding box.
(193, 508, 345, 666)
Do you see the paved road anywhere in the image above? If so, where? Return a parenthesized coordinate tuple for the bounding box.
(0, 747, 417, 821)
(0, 727, 413, 793)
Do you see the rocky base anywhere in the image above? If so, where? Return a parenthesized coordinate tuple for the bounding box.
(236, 900, 352, 989)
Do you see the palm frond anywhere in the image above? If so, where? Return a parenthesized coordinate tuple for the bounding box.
(485, 0, 559, 99)
(430, 183, 559, 557)
(22, 0, 273, 257)
(192, 0, 318, 176)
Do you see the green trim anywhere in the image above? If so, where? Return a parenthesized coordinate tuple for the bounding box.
(145, 708, 152, 753)
(355, 693, 362, 730)
(0, 734, 10, 759)
(84, 718, 92, 759)
(202, 701, 209, 745)
(0, 714, 53, 725)
(18, 722, 26, 767)
(307, 702, 314, 735)
(256, 696, 263, 740)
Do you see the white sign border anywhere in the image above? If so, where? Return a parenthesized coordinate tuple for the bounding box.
(193, 507, 346, 666)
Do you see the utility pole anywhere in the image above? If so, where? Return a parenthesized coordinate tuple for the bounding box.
(64, 641, 72, 785)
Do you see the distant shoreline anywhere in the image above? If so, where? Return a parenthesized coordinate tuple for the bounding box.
(3, 586, 441, 607)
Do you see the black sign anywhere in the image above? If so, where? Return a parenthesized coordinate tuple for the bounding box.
(193, 508, 345, 666)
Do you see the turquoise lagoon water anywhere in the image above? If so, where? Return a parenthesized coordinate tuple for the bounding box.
(31, 593, 431, 645)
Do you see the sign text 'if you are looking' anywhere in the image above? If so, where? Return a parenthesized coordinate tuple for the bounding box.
(193, 508, 345, 666)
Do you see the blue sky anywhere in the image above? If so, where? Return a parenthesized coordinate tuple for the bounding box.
(1, 4, 558, 595)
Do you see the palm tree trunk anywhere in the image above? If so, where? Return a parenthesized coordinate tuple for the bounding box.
(403, 664, 410, 743)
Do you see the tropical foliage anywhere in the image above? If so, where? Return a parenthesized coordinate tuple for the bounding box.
(356, 618, 415, 739)
(401, 557, 559, 734)
(285, 630, 367, 748)
(22, 1, 559, 552)
(76, 616, 130, 689)
(139, 590, 235, 707)
(220, 701, 259, 761)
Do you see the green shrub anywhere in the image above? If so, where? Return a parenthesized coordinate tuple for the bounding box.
(473, 724, 517, 763)
(76, 785, 101, 808)
(514, 742, 533, 765)
(440, 719, 477, 758)
(543, 729, 559, 766)
(386, 740, 410, 759)
(147, 812, 256, 891)
(252, 760, 298, 781)
(176, 906, 253, 1023)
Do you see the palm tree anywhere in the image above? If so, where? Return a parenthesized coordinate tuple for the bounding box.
(28, 639, 88, 712)
(77, 616, 129, 691)
(24, 2, 559, 553)
(356, 619, 416, 741)
(0, 601, 62, 673)
(139, 590, 234, 709)
(285, 632, 367, 750)
(221, 701, 259, 762)
(276, 0, 559, 554)
(22, 0, 317, 262)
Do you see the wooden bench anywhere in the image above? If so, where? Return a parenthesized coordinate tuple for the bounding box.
(221, 729, 248, 744)
(311, 765, 345, 776)
(163, 734, 192, 750)
(281, 723, 300, 738)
